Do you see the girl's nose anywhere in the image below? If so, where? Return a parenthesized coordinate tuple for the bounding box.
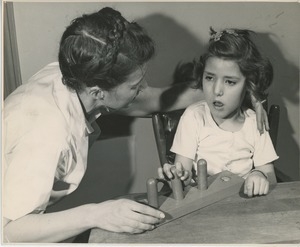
(213, 81, 224, 96)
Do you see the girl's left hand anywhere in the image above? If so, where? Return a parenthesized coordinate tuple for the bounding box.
(244, 171, 270, 197)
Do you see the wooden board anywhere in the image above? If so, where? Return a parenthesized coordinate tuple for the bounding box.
(156, 170, 244, 225)
(119, 170, 245, 226)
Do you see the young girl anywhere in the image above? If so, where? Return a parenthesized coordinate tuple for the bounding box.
(158, 28, 279, 197)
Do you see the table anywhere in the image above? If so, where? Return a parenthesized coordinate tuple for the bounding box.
(89, 181, 300, 244)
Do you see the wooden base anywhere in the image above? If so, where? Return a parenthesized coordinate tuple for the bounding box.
(121, 170, 245, 226)
(153, 171, 244, 225)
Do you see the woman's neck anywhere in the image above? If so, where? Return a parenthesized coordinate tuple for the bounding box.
(76, 91, 105, 123)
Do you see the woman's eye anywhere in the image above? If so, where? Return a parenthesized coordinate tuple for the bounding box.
(135, 86, 143, 95)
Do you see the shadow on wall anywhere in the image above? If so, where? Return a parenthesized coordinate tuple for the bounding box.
(254, 32, 299, 181)
(96, 13, 206, 139)
(47, 13, 206, 212)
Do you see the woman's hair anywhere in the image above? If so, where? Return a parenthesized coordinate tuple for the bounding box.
(174, 27, 273, 107)
(58, 7, 155, 92)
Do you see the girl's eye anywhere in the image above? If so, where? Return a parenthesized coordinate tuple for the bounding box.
(205, 76, 214, 81)
(226, 80, 236, 85)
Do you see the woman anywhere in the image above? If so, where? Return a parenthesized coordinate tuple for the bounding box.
(3, 7, 267, 242)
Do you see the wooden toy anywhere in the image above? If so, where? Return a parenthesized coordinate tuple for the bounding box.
(145, 159, 245, 226)
(197, 159, 208, 190)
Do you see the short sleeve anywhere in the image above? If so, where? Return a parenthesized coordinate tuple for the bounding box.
(170, 108, 201, 160)
(253, 130, 279, 167)
(3, 112, 67, 221)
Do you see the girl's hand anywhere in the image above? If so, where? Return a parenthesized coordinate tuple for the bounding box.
(251, 94, 270, 134)
(244, 170, 270, 197)
(158, 162, 191, 183)
(91, 199, 165, 234)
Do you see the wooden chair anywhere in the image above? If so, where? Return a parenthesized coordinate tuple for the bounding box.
(152, 103, 280, 167)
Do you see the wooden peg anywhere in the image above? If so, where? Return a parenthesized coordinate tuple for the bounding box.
(170, 166, 184, 200)
(147, 178, 159, 208)
(197, 159, 208, 190)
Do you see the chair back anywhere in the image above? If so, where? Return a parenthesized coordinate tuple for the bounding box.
(268, 105, 280, 148)
(152, 109, 185, 165)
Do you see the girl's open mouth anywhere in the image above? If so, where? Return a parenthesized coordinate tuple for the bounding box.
(213, 101, 224, 108)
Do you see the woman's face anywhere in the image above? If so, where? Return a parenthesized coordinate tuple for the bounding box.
(103, 65, 148, 112)
(202, 57, 246, 123)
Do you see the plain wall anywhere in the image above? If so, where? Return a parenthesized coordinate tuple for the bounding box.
(12, 2, 299, 210)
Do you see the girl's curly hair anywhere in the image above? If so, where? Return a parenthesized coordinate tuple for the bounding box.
(197, 28, 273, 105)
(175, 27, 273, 108)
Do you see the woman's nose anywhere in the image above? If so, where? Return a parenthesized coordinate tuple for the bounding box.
(213, 81, 224, 96)
(141, 79, 148, 90)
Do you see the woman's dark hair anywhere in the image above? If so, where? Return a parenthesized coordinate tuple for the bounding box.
(194, 27, 273, 105)
(58, 7, 155, 92)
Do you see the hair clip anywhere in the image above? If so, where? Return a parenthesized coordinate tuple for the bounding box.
(225, 29, 238, 36)
(212, 31, 223, 41)
(211, 29, 238, 42)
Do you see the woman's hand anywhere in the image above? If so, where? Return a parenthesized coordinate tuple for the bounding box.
(244, 170, 270, 197)
(251, 94, 269, 134)
(91, 199, 165, 234)
(158, 162, 192, 185)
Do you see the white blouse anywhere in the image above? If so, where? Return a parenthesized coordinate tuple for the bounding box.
(171, 101, 279, 178)
(3, 62, 100, 221)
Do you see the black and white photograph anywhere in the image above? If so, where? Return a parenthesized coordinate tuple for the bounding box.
(2, 0, 300, 244)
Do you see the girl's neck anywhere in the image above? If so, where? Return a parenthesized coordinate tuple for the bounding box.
(211, 108, 245, 132)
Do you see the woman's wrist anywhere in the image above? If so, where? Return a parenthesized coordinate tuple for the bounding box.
(81, 203, 98, 229)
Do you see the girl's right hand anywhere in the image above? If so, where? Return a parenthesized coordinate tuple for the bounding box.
(158, 162, 191, 183)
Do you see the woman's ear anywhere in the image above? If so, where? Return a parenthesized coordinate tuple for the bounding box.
(89, 87, 105, 100)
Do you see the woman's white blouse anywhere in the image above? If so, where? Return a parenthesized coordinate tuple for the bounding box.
(3, 62, 100, 221)
(171, 101, 279, 178)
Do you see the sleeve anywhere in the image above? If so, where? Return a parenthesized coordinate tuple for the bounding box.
(3, 112, 67, 221)
(170, 108, 200, 160)
(253, 129, 279, 167)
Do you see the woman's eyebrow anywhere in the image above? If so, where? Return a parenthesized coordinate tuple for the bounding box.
(131, 74, 146, 88)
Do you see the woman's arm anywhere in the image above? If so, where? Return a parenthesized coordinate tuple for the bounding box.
(3, 205, 93, 243)
(118, 83, 202, 117)
(251, 94, 270, 134)
(117, 84, 269, 133)
(3, 199, 165, 243)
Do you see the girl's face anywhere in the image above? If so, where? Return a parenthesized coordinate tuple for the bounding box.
(202, 57, 246, 123)
(103, 65, 148, 112)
